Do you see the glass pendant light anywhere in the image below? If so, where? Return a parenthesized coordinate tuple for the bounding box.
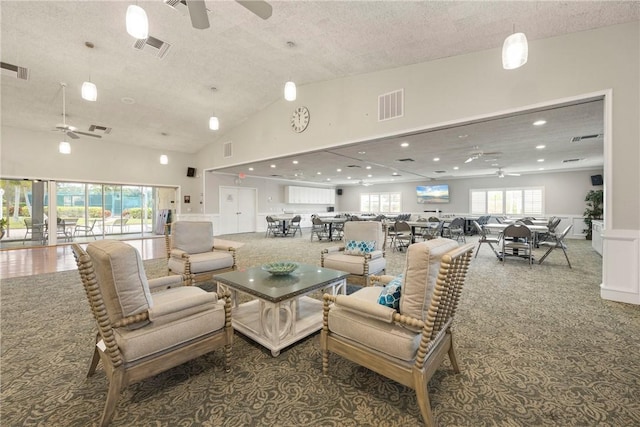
(502, 28, 528, 70)
(209, 87, 219, 130)
(160, 154, 168, 165)
(126, 5, 149, 39)
(284, 81, 296, 101)
(81, 81, 97, 101)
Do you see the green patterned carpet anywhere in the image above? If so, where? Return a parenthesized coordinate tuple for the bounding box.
(1, 232, 639, 426)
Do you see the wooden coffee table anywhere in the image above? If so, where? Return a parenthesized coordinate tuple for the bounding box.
(213, 264, 348, 356)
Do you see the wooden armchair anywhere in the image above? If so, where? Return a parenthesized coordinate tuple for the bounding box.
(321, 221, 386, 286)
(321, 239, 474, 427)
(72, 240, 232, 426)
(165, 221, 237, 285)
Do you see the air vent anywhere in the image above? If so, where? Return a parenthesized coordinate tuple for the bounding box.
(434, 170, 446, 174)
(397, 158, 415, 162)
(270, 175, 283, 177)
(378, 89, 404, 121)
(562, 158, 583, 163)
(1, 62, 29, 80)
(346, 164, 361, 168)
(133, 36, 171, 59)
(223, 142, 232, 158)
(570, 134, 601, 143)
(88, 124, 112, 135)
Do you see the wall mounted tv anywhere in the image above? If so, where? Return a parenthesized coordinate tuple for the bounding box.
(417, 184, 450, 204)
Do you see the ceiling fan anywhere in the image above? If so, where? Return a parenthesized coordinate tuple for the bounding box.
(165, 0, 272, 30)
(53, 83, 101, 140)
(496, 167, 520, 178)
(464, 149, 502, 164)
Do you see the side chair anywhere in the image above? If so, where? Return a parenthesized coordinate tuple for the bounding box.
(321, 239, 475, 427)
(72, 240, 232, 427)
(538, 224, 573, 268)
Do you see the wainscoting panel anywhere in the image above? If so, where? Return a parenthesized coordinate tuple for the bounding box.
(601, 229, 640, 305)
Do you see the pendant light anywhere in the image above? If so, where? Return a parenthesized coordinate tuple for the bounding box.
(284, 41, 297, 101)
(81, 42, 98, 101)
(59, 139, 71, 154)
(209, 87, 219, 130)
(126, 4, 149, 39)
(502, 26, 528, 70)
(160, 154, 168, 165)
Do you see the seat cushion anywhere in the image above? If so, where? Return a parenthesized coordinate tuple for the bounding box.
(168, 251, 234, 274)
(323, 253, 386, 276)
(171, 221, 214, 254)
(87, 240, 153, 327)
(115, 290, 226, 363)
(328, 286, 420, 362)
(399, 239, 459, 322)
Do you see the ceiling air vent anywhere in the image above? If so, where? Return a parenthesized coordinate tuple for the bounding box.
(133, 36, 171, 59)
(1, 62, 29, 80)
(346, 164, 361, 168)
(397, 158, 415, 162)
(434, 170, 446, 174)
(88, 124, 112, 135)
(570, 134, 601, 143)
(378, 89, 404, 121)
(562, 158, 582, 163)
(223, 142, 232, 158)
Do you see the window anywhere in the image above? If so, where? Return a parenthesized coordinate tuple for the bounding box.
(470, 187, 543, 215)
(360, 192, 401, 213)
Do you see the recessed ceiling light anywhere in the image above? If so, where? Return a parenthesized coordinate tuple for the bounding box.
(453, 166, 459, 170)
(491, 163, 499, 167)
(533, 120, 547, 126)
(537, 159, 545, 162)
(347, 176, 351, 179)
(358, 151, 366, 155)
(458, 134, 468, 139)
(292, 160, 298, 164)
(392, 172, 399, 176)
(536, 145, 546, 149)
(326, 178, 331, 181)
(367, 174, 372, 178)
(366, 166, 372, 170)
(336, 168, 342, 172)
(270, 164, 276, 168)
(539, 167, 545, 170)
(433, 157, 440, 162)
(316, 171, 322, 175)
(400, 142, 409, 147)
(248, 167, 254, 171)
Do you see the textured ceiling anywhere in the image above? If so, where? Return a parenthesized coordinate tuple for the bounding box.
(1, 1, 638, 184)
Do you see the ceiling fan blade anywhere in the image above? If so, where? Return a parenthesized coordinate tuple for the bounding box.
(507, 173, 521, 176)
(236, 0, 272, 20)
(464, 157, 474, 164)
(66, 131, 80, 140)
(74, 131, 103, 139)
(186, 0, 210, 29)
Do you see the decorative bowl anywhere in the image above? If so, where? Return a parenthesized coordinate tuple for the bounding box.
(262, 262, 298, 276)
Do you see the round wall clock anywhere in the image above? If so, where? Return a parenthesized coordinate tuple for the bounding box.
(291, 106, 310, 133)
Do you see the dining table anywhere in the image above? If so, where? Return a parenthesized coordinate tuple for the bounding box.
(271, 215, 294, 236)
(503, 219, 549, 225)
(319, 217, 347, 240)
(484, 223, 549, 250)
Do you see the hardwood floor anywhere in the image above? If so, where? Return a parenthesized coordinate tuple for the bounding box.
(0, 237, 167, 279)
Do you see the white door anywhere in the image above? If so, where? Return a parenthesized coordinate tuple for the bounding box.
(220, 186, 256, 234)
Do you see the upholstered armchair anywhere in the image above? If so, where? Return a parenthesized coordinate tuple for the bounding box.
(321, 239, 475, 427)
(72, 240, 232, 427)
(321, 221, 386, 286)
(165, 221, 237, 285)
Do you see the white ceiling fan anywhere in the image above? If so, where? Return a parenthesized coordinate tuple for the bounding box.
(496, 167, 520, 178)
(53, 83, 101, 139)
(464, 148, 502, 164)
(165, 0, 272, 30)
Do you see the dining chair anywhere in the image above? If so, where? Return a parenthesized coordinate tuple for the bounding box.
(538, 224, 573, 268)
(265, 216, 282, 237)
(501, 223, 533, 266)
(443, 217, 466, 242)
(74, 219, 98, 240)
(310, 217, 329, 241)
(392, 220, 412, 251)
(472, 220, 500, 258)
(287, 215, 303, 237)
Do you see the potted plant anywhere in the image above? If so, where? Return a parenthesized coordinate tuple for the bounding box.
(0, 218, 7, 240)
(583, 189, 603, 240)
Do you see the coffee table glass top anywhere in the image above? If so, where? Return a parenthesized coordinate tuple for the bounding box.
(213, 263, 348, 303)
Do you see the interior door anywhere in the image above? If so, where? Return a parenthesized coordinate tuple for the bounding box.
(219, 186, 256, 234)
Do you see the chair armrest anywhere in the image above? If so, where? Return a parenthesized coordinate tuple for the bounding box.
(365, 250, 385, 260)
(148, 275, 187, 291)
(170, 249, 188, 259)
(148, 292, 218, 321)
(326, 293, 396, 323)
(213, 239, 244, 250)
(322, 246, 344, 254)
(370, 274, 396, 286)
(214, 244, 237, 253)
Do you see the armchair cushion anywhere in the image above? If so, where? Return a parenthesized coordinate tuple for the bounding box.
(168, 251, 235, 275)
(87, 240, 153, 328)
(148, 275, 185, 292)
(344, 239, 376, 256)
(399, 239, 459, 322)
(328, 287, 420, 362)
(149, 286, 219, 324)
(171, 221, 214, 254)
(322, 253, 386, 276)
(378, 274, 403, 310)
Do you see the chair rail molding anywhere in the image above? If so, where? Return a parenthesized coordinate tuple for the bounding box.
(600, 229, 640, 305)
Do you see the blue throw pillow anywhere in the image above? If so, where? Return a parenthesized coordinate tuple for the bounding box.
(378, 275, 403, 310)
(344, 240, 376, 256)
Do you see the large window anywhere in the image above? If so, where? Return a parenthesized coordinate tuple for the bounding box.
(470, 187, 544, 216)
(360, 192, 401, 213)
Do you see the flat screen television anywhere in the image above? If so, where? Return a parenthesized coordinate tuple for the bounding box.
(417, 184, 450, 204)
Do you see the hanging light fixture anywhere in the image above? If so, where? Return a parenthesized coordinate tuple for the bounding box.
(81, 42, 98, 101)
(59, 140, 71, 154)
(502, 26, 528, 70)
(209, 87, 219, 130)
(160, 154, 168, 164)
(126, 4, 149, 39)
(284, 81, 296, 101)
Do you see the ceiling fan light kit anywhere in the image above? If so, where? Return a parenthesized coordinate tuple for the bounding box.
(160, 154, 169, 165)
(81, 81, 97, 101)
(284, 81, 296, 101)
(502, 31, 528, 70)
(59, 141, 71, 154)
(126, 5, 149, 39)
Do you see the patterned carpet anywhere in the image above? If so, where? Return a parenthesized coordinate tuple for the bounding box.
(2, 232, 639, 426)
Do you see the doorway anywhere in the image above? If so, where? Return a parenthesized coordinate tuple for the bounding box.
(219, 186, 256, 234)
